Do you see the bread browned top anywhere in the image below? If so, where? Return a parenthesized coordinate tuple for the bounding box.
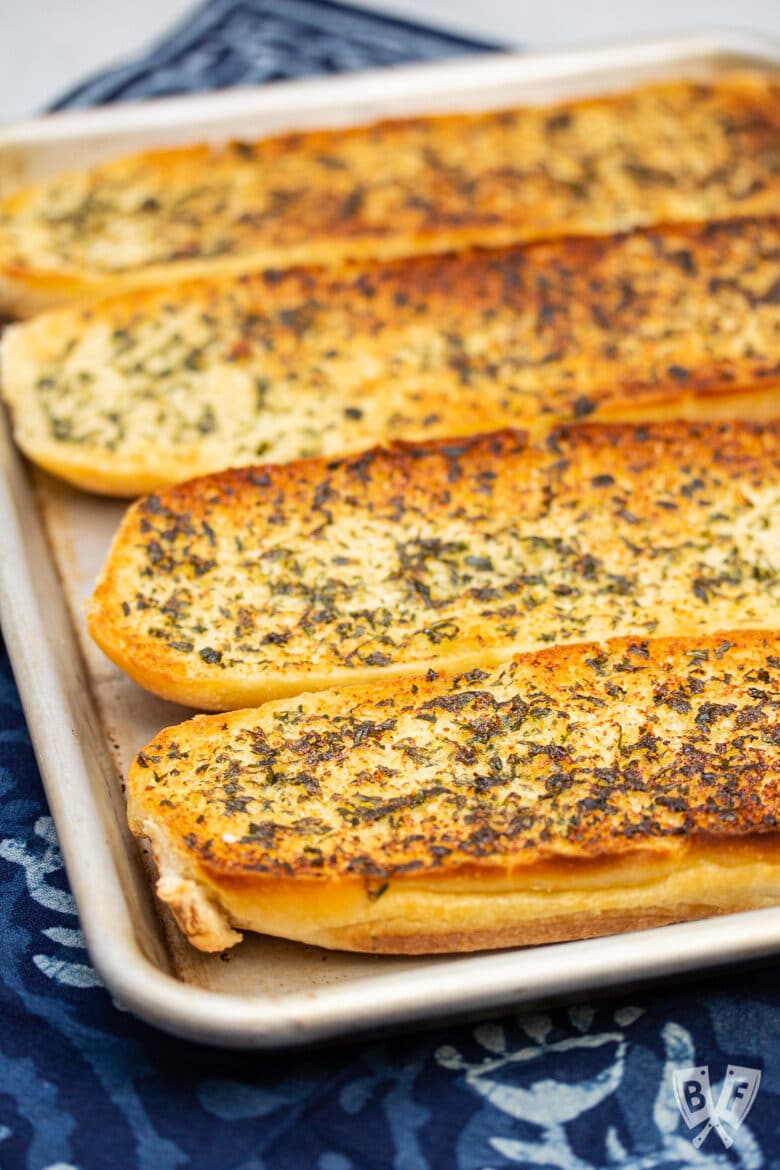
(127, 631, 780, 884)
(4, 215, 780, 495)
(1, 74, 779, 313)
(89, 421, 780, 709)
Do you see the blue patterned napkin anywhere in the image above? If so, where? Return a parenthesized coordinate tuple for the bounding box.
(51, 0, 500, 109)
(1, 3, 778, 1167)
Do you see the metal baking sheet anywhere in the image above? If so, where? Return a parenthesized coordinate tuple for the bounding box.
(1, 30, 780, 1049)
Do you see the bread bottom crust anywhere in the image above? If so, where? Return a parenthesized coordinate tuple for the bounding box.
(136, 813, 780, 953)
(323, 906, 751, 954)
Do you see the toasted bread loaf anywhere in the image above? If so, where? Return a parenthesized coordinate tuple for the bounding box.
(89, 422, 780, 710)
(4, 217, 780, 496)
(127, 631, 780, 952)
(1, 74, 779, 317)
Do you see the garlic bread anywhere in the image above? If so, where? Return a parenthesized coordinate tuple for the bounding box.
(89, 421, 780, 710)
(1, 73, 779, 316)
(127, 630, 780, 953)
(4, 216, 780, 496)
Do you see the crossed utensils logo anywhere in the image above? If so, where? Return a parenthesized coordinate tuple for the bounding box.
(673, 1065, 761, 1148)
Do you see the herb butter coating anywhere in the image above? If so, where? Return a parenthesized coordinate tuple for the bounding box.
(3, 215, 780, 495)
(1, 74, 779, 316)
(127, 631, 780, 952)
(90, 421, 780, 709)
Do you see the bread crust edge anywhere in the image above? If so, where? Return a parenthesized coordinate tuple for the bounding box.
(131, 803, 780, 954)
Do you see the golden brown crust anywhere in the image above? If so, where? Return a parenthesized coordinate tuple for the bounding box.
(135, 807, 780, 953)
(4, 214, 780, 494)
(2, 74, 780, 315)
(127, 631, 780, 952)
(328, 909, 767, 953)
(89, 420, 780, 709)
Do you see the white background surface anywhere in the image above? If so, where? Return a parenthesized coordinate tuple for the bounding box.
(1, 0, 780, 123)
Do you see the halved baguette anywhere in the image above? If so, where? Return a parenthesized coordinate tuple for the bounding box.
(89, 421, 780, 710)
(2, 74, 780, 317)
(127, 630, 780, 953)
(4, 216, 780, 496)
